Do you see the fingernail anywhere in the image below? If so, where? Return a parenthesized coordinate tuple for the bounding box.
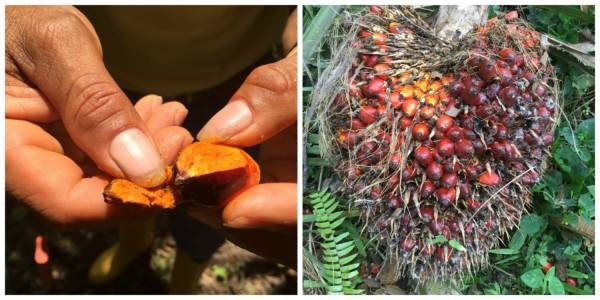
(223, 217, 252, 229)
(174, 108, 188, 125)
(148, 95, 163, 110)
(196, 101, 252, 141)
(109, 128, 166, 187)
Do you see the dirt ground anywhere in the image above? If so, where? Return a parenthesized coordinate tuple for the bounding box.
(5, 193, 296, 295)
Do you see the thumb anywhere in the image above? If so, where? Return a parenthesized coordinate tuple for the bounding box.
(8, 7, 166, 187)
(196, 52, 297, 147)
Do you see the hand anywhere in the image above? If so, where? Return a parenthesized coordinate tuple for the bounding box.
(6, 94, 192, 227)
(191, 48, 297, 267)
(6, 6, 166, 188)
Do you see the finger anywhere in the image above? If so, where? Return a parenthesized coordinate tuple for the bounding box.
(5, 119, 152, 226)
(153, 126, 193, 165)
(134, 94, 164, 122)
(5, 85, 59, 123)
(145, 101, 188, 134)
(222, 183, 297, 229)
(196, 54, 297, 147)
(10, 9, 165, 187)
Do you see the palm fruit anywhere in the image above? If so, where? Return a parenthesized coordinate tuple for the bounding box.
(318, 6, 558, 288)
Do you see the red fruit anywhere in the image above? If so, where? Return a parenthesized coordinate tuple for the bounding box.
(390, 153, 402, 169)
(370, 186, 382, 199)
(436, 115, 454, 132)
(436, 139, 455, 158)
(436, 245, 451, 262)
(338, 131, 359, 148)
(441, 173, 458, 188)
(523, 71, 536, 83)
(412, 123, 430, 141)
(415, 146, 433, 166)
(465, 165, 480, 182)
(499, 86, 518, 107)
(430, 219, 445, 234)
(478, 59, 497, 82)
(486, 82, 501, 98)
(370, 263, 380, 275)
(402, 164, 416, 180)
(450, 81, 465, 96)
(400, 117, 413, 130)
(420, 106, 435, 120)
(369, 5, 382, 14)
(542, 262, 552, 273)
(374, 64, 391, 79)
(402, 98, 419, 117)
(361, 55, 378, 67)
(350, 118, 366, 130)
(455, 139, 475, 158)
(467, 198, 481, 212)
(442, 160, 457, 173)
(426, 162, 443, 181)
(421, 181, 436, 197)
(389, 92, 402, 108)
(420, 206, 434, 223)
(497, 67, 513, 86)
(499, 48, 516, 64)
(479, 172, 501, 186)
(472, 139, 486, 156)
(358, 29, 370, 38)
(490, 141, 506, 159)
(366, 78, 386, 97)
(436, 187, 456, 206)
(446, 126, 464, 142)
(566, 278, 577, 287)
(496, 124, 508, 141)
(372, 33, 387, 45)
(358, 106, 378, 125)
(401, 237, 416, 251)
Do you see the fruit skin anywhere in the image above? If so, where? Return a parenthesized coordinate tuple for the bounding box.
(366, 78, 386, 96)
(402, 98, 419, 117)
(426, 162, 443, 181)
(421, 181, 436, 197)
(566, 278, 577, 287)
(436, 115, 454, 132)
(479, 172, 501, 186)
(436, 139, 455, 158)
(420, 206, 434, 223)
(441, 173, 458, 188)
(542, 262, 552, 273)
(415, 146, 433, 166)
(358, 106, 378, 125)
(412, 123, 430, 141)
(455, 139, 474, 158)
(436, 187, 456, 206)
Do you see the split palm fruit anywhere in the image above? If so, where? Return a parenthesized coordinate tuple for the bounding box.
(104, 142, 260, 208)
(315, 6, 558, 286)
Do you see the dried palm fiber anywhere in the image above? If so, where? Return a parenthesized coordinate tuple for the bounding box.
(309, 6, 559, 288)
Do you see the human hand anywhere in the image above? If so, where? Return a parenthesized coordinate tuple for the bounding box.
(6, 5, 166, 188)
(6, 93, 192, 227)
(190, 48, 297, 267)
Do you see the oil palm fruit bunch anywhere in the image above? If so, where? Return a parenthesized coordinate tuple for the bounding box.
(324, 6, 558, 286)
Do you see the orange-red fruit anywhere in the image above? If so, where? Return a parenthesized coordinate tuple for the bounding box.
(436, 139, 455, 158)
(446, 126, 464, 142)
(441, 173, 458, 188)
(436, 115, 454, 132)
(426, 162, 443, 181)
(366, 78, 386, 96)
(358, 106, 378, 125)
(436, 187, 456, 207)
(350, 118, 366, 130)
(400, 117, 413, 130)
(420, 106, 435, 120)
(479, 172, 501, 186)
(372, 33, 388, 45)
(421, 181, 436, 197)
(542, 262, 552, 273)
(374, 64, 391, 79)
(415, 146, 433, 166)
(412, 123, 430, 141)
(467, 198, 481, 212)
(499, 48, 516, 64)
(566, 278, 577, 287)
(402, 98, 419, 117)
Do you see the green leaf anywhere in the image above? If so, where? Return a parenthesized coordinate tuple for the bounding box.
(304, 279, 326, 288)
(448, 239, 466, 252)
(489, 248, 519, 255)
(509, 230, 526, 250)
(520, 214, 545, 236)
(567, 269, 588, 279)
(428, 235, 447, 245)
(548, 275, 565, 295)
(520, 269, 545, 289)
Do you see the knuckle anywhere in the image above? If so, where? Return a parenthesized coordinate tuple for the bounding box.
(68, 76, 131, 133)
(246, 62, 296, 95)
(33, 12, 84, 48)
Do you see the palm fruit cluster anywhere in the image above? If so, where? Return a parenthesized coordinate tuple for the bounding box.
(326, 6, 558, 285)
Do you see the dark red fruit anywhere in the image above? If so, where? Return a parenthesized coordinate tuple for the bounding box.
(421, 181, 436, 197)
(436, 139, 455, 158)
(499, 86, 518, 107)
(402, 164, 416, 180)
(412, 123, 430, 141)
(472, 139, 486, 156)
(350, 118, 366, 130)
(441, 173, 458, 188)
(490, 141, 507, 159)
(455, 139, 475, 158)
(430, 219, 445, 234)
(449, 81, 465, 96)
(478, 59, 496, 82)
(420, 206, 434, 223)
(446, 126, 464, 142)
(426, 162, 443, 181)
(467, 198, 481, 212)
(500, 48, 516, 63)
(390, 153, 402, 169)
(459, 183, 471, 199)
(465, 165, 480, 182)
(415, 146, 433, 166)
(366, 78, 386, 96)
(401, 237, 416, 251)
(442, 160, 457, 173)
(436, 115, 454, 133)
